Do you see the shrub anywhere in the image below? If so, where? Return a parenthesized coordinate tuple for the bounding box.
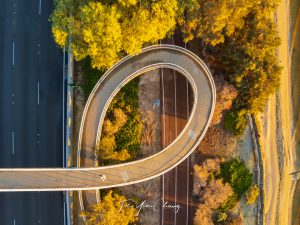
(224, 109, 247, 136)
(219, 194, 238, 212)
(245, 184, 260, 205)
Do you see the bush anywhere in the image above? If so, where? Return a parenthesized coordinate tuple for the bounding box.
(219, 194, 238, 212)
(245, 184, 260, 205)
(224, 109, 247, 136)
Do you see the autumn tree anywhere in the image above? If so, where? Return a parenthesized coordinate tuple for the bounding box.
(177, 0, 281, 135)
(200, 179, 234, 209)
(180, 0, 255, 45)
(121, 0, 178, 55)
(211, 77, 238, 126)
(194, 159, 221, 180)
(99, 108, 131, 161)
(194, 204, 214, 225)
(193, 158, 221, 194)
(82, 190, 138, 225)
(51, 0, 178, 69)
(197, 126, 237, 158)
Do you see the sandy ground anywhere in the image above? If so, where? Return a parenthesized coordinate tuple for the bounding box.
(263, 0, 296, 224)
(262, 95, 280, 225)
(290, 1, 300, 224)
(276, 0, 296, 224)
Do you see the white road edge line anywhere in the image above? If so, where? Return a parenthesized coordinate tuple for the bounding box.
(12, 42, 15, 66)
(174, 64, 178, 225)
(38, 0, 41, 15)
(172, 35, 178, 225)
(186, 78, 190, 225)
(12, 132, 15, 155)
(37, 82, 40, 105)
(62, 47, 65, 167)
(161, 67, 165, 225)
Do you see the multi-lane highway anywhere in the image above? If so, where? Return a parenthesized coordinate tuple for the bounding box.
(0, 0, 64, 224)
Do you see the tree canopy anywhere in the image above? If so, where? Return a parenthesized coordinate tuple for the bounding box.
(82, 190, 138, 225)
(51, 0, 178, 69)
(178, 0, 281, 134)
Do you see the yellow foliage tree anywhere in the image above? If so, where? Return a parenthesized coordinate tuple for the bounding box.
(82, 190, 138, 225)
(181, 0, 255, 45)
(99, 108, 131, 161)
(103, 108, 128, 136)
(74, 2, 122, 68)
(51, 0, 178, 69)
(122, 0, 178, 54)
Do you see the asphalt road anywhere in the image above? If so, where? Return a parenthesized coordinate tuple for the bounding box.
(0, 0, 64, 224)
(160, 69, 195, 225)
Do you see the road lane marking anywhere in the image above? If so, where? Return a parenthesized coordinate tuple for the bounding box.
(186, 78, 190, 225)
(13, 218, 16, 225)
(38, 0, 42, 15)
(161, 68, 165, 225)
(12, 42, 15, 66)
(62, 47, 66, 168)
(171, 38, 179, 224)
(37, 82, 40, 105)
(12, 132, 15, 155)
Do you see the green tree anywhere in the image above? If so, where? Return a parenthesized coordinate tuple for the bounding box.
(82, 190, 138, 225)
(218, 159, 252, 199)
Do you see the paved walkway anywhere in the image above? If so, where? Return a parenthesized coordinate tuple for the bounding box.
(0, 45, 215, 191)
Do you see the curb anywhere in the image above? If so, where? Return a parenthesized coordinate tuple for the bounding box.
(65, 46, 74, 225)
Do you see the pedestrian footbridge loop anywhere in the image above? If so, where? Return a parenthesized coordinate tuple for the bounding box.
(0, 45, 216, 192)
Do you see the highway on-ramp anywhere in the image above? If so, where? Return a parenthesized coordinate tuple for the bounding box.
(0, 0, 64, 224)
(0, 45, 215, 192)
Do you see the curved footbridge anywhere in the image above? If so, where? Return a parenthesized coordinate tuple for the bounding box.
(0, 45, 215, 191)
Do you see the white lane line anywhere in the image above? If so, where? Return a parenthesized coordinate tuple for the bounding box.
(38, 0, 42, 15)
(13, 218, 16, 225)
(62, 47, 65, 168)
(63, 201, 66, 225)
(37, 82, 40, 105)
(161, 68, 165, 225)
(12, 42, 15, 66)
(174, 70, 178, 225)
(186, 78, 190, 225)
(12, 132, 15, 155)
